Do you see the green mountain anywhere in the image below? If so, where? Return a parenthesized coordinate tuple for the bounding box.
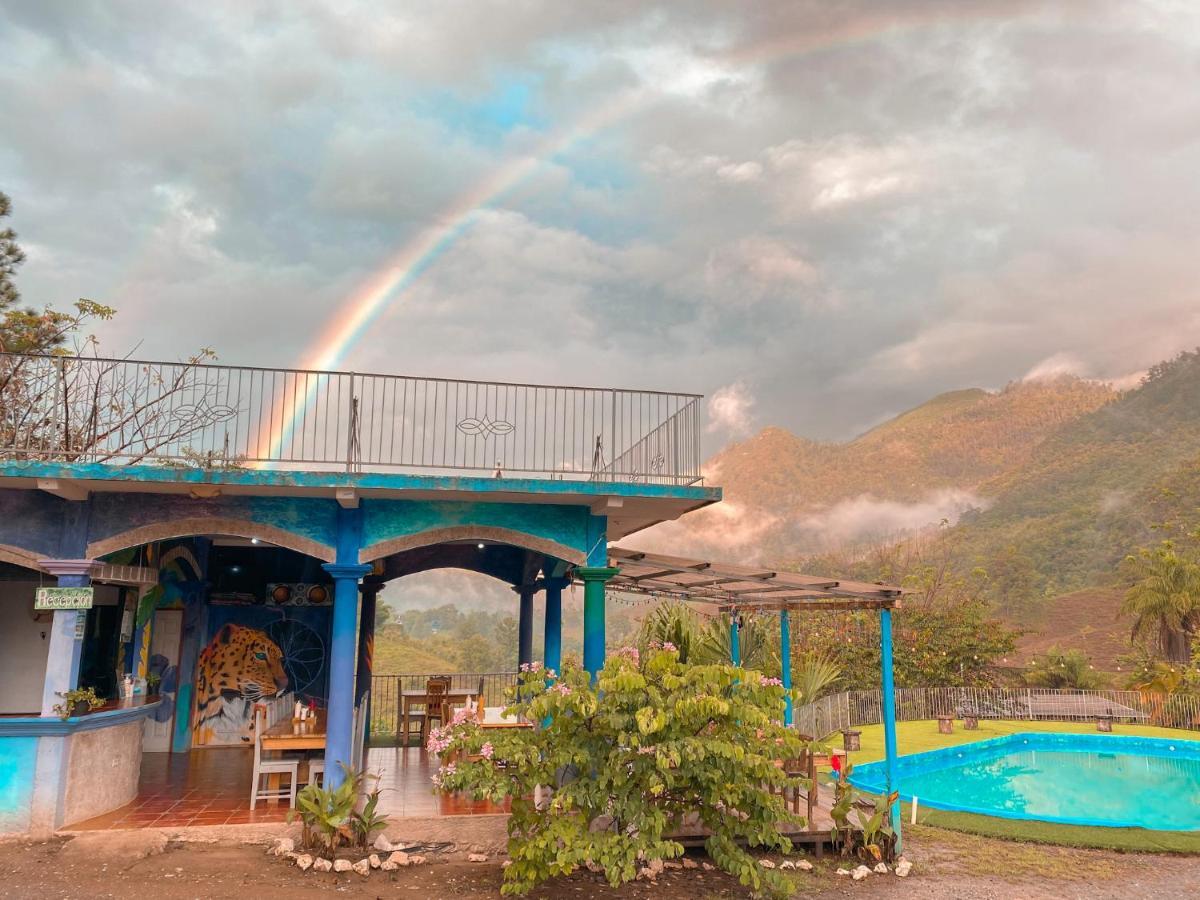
(664, 350, 1200, 668)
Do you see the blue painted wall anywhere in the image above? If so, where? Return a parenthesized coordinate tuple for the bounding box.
(0, 736, 37, 833)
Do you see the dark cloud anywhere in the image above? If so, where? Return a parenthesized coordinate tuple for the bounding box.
(1, 0, 1197, 446)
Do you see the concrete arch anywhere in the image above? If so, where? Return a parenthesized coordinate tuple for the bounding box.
(0, 543, 49, 572)
(86, 517, 336, 562)
(360, 525, 584, 567)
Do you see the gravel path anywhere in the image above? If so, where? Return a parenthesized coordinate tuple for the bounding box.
(2, 824, 1199, 899)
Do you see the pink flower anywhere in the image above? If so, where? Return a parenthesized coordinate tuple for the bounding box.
(615, 646, 640, 664)
(637, 745, 656, 755)
(480, 742, 494, 760)
(552, 683, 572, 696)
(759, 676, 783, 687)
(648, 641, 677, 652)
(519, 661, 544, 673)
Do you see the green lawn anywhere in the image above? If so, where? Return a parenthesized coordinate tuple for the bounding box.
(840, 719, 1200, 853)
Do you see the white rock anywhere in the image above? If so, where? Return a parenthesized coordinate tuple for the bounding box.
(368, 854, 381, 869)
(896, 859, 913, 878)
(778, 860, 795, 871)
(645, 858, 664, 876)
(636, 868, 657, 882)
(409, 855, 426, 866)
(467, 853, 488, 863)
(294, 854, 313, 871)
(381, 861, 399, 872)
(663, 860, 682, 870)
(373, 834, 394, 853)
(851, 865, 872, 881)
(796, 859, 814, 872)
(701, 862, 714, 871)
(681, 859, 698, 870)
(388, 851, 410, 867)
(312, 858, 333, 872)
(333, 858, 353, 872)
(271, 838, 295, 857)
(758, 859, 776, 869)
(874, 862, 889, 874)
(352, 859, 371, 877)
(835, 867, 851, 876)
(501, 860, 512, 869)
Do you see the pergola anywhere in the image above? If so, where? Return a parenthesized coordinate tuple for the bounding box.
(586, 546, 907, 851)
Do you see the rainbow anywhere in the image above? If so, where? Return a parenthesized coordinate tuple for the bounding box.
(263, 6, 1036, 460)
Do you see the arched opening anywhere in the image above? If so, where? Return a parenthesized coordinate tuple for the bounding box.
(0, 556, 57, 714)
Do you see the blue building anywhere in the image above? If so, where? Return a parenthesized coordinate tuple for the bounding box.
(0, 352, 718, 833)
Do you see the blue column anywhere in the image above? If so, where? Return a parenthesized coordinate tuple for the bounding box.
(577, 567, 618, 681)
(39, 561, 96, 716)
(516, 585, 534, 668)
(880, 607, 902, 854)
(780, 609, 793, 726)
(542, 577, 566, 676)
(323, 506, 370, 790)
(729, 614, 741, 666)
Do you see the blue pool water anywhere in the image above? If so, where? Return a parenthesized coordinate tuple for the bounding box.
(849, 733, 1200, 830)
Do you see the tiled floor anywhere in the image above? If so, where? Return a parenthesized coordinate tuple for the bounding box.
(68, 746, 508, 831)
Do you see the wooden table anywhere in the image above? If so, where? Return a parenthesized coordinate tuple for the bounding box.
(400, 689, 474, 745)
(262, 711, 326, 751)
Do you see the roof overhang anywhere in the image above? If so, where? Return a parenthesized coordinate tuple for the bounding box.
(0, 461, 721, 542)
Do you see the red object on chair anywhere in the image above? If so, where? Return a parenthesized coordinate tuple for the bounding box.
(830, 754, 843, 776)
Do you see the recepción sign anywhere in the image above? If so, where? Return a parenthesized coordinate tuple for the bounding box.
(34, 586, 95, 611)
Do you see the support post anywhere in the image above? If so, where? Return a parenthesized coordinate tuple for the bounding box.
(323, 506, 370, 790)
(780, 608, 793, 726)
(542, 576, 567, 676)
(38, 560, 98, 716)
(356, 581, 380, 752)
(576, 567, 618, 681)
(729, 614, 741, 667)
(880, 607, 902, 855)
(516, 584, 535, 669)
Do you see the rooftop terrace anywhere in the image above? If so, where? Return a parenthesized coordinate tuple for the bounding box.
(0, 352, 704, 485)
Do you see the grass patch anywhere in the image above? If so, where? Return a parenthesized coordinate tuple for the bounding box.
(835, 719, 1200, 855)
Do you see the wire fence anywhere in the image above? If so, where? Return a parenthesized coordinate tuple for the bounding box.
(369, 672, 520, 739)
(794, 686, 1200, 740)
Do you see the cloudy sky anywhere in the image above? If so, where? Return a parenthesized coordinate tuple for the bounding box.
(2, 0, 1198, 448)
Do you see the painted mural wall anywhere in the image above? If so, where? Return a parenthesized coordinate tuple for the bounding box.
(191, 595, 331, 746)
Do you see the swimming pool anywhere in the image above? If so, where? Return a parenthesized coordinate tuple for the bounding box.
(849, 733, 1200, 830)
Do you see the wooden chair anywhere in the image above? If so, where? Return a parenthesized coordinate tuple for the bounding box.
(421, 679, 449, 741)
(250, 706, 300, 809)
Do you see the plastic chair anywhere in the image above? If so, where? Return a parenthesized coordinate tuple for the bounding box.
(249, 706, 300, 809)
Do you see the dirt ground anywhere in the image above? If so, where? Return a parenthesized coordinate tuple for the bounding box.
(3, 822, 1200, 900)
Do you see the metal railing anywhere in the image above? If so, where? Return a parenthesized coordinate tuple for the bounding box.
(368, 672, 519, 739)
(794, 686, 1200, 740)
(0, 353, 704, 483)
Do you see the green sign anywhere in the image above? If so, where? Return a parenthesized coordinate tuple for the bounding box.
(35, 586, 94, 611)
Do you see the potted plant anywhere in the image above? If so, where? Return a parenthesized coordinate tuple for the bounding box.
(145, 672, 162, 697)
(53, 686, 105, 720)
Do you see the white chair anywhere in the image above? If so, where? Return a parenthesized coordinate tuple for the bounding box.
(250, 706, 300, 809)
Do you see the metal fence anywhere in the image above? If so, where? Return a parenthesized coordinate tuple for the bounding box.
(794, 686, 1200, 740)
(0, 352, 704, 483)
(368, 672, 519, 739)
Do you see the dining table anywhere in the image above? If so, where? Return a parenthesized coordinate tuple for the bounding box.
(259, 710, 326, 797)
(400, 688, 475, 745)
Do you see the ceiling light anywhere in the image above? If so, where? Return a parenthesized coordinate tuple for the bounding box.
(250, 537, 259, 544)
(477, 543, 486, 550)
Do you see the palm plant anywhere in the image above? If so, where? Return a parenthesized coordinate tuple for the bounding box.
(790, 651, 842, 705)
(1122, 541, 1200, 663)
(694, 612, 781, 676)
(1023, 647, 1105, 690)
(638, 601, 700, 663)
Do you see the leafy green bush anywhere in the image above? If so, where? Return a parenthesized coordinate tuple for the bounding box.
(430, 647, 810, 896)
(289, 765, 389, 855)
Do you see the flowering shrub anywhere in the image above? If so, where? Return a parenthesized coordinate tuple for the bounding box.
(430, 645, 810, 896)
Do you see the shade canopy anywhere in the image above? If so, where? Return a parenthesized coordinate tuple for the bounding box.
(590, 547, 904, 611)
